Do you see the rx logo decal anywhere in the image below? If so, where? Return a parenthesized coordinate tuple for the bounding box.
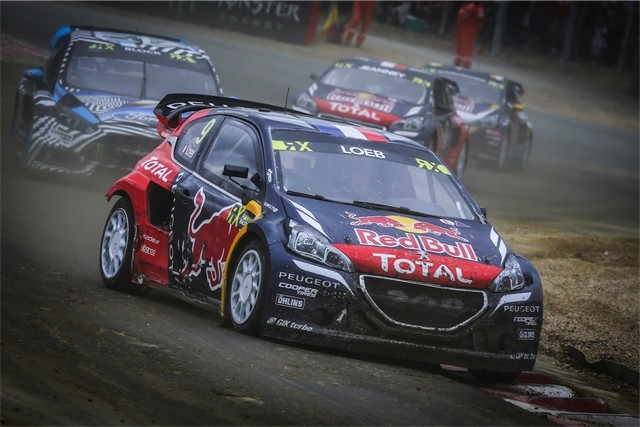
(272, 140, 312, 152)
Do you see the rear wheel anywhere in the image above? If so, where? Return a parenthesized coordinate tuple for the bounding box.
(227, 240, 266, 334)
(510, 137, 532, 172)
(496, 134, 509, 171)
(99, 198, 137, 292)
(454, 140, 468, 178)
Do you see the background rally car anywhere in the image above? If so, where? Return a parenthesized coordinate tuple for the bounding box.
(425, 63, 533, 171)
(99, 94, 543, 381)
(290, 56, 470, 178)
(11, 25, 223, 177)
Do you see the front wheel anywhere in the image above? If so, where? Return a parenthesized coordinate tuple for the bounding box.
(227, 240, 266, 334)
(99, 198, 136, 292)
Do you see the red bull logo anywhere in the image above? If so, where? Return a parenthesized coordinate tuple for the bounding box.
(347, 212, 468, 242)
(174, 188, 255, 291)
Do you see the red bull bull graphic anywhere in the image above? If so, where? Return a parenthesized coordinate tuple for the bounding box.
(174, 188, 255, 292)
(347, 212, 468, 242)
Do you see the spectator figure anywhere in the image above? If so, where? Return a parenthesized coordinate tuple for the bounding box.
(342, 1, 377, 47)
(454, 1, 485, 68)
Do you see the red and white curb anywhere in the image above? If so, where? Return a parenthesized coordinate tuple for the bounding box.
(441, 367, 639, 426)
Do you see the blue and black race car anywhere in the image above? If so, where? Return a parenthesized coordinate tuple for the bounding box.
(425, 63, 534, 171)
(11, 25, 223, 177)
(99, 94, 542, 382)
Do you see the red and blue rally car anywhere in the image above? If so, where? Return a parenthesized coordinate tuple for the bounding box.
(99, 94, 542, 381)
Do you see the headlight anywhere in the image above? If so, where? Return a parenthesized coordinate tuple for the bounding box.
(286, 219, 354, 272)
(56, 109, 94, 132)
(390, 115, 424, 131)
(478, 113, 499, 128)
(489, 253, 525, 293)
(295, 92, 317, 114)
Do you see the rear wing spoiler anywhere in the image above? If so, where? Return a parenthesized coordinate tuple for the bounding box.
(153, 93, 303, 137)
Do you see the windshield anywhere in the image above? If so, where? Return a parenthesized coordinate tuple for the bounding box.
(64, 54, 218, 98)
(320, 65, 428, 104)
(272, 130, 476, 220)
(440, 73, 503, 104)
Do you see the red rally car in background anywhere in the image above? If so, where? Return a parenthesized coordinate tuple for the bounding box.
(290, 56, 471, 178)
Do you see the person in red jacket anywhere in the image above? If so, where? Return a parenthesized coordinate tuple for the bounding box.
(342, 1, 377, 47)
(454, 1, 485, 68)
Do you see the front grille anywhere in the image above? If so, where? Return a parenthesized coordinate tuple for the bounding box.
(359, 275, 487, 331)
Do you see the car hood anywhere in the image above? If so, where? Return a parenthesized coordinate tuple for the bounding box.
(74, 93, 158, 125)
(310, 86, 424, 127)
(283, 196, 508, 289)
(454, 98, 501, 123)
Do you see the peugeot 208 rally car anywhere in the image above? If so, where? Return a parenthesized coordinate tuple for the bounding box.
(99, 94, 542, 382)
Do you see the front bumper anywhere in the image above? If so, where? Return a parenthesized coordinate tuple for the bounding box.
(260, 247, 542, 373)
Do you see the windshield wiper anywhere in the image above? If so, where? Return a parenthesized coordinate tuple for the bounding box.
(286, 190, 328, 201)
(352, 200, 438, 218)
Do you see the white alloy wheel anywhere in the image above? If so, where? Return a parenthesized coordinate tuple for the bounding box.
(230, 247, 263, 328)
(101, 207, 130, 279)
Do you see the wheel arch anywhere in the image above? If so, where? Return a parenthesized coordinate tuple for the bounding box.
(220, 225, 270, 321)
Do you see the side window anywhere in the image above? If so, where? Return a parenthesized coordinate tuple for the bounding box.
(199, 118, 262, 196)
(174, 117, 218, 169)
(46, 39, 69, 90)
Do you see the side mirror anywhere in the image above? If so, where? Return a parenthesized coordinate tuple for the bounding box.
(480, 207, 487, 217)
(23, 68, 44, 81)
(223, 164, 249, 179)
(309, 72, 318, 81)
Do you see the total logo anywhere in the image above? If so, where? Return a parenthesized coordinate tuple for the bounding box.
(328, 102, 383, 122)
(374, 252, 472, 284)
(140, 156, 174, 183)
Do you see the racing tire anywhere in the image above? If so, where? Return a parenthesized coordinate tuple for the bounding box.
(226, 240, 266, 335)
(469, 369, 521, 384)
(510, 137, 532, 173)
(99, 197, 137, 292)
(496, 133, 509, 171)
(454, 140, 468, 178)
